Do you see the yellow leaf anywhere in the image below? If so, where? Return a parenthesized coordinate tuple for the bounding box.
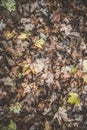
(4, 31, 14, 40)
(71, 66, 77, 74)
(44, 121, 52, 130)
(67, 92, 80, 106)
(35, 38, 45, 48)
(22, 64, 31, 76)
(83, 75, 87, 84)
(18, 33, 28, 40)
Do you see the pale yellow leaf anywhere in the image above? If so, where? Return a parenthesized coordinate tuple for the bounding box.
(35, 38, 45, 48)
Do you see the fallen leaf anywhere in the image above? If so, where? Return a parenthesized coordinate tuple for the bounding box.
(82, 59, 87, 72)
(53, 107, 72, 125)
(17, 88, 24, 100)
(44, 120, 52, 130)
(18, 32, 29, 40)
(83, 75, 87, 84)
(4, 30, 14, 40)
(35, 38, 45, 48)
(61, 24, 72, 36)
(67, 93, 80, 106)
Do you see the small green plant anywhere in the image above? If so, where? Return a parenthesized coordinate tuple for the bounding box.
(71, 66, 77, 74)
(18, 72, 22, 79)
(7, 120, 17, 130)
(0, 0, 16, 12)
(1, 120, 16, 130)
(9, 102, 22, 114)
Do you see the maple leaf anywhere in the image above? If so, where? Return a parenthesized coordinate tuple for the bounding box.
(67, 93, 80, 106)
(35, 38, 45, 48)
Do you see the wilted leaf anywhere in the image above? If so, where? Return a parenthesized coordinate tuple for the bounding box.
(35, 38, 45, 48)
(82, 60, 87, 72)
(67, 93, 80, 106)
(4, 31, 14, 40)
(9, 102, 22, 113)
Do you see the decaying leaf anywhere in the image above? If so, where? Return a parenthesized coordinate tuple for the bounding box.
(53, 107, 72, 125)
(60, 24, 72, 36)
(17, 88, 24, 100)
(9, 102, 22, 113)
(35, 38, 45, 48)
(67, 93, 80, 106)
(44, 120, 52, 130)
(82, 60, 87, 72)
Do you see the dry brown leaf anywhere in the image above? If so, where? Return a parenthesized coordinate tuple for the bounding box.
(17, 88, 24, 100)
(44, 120, 52, 130)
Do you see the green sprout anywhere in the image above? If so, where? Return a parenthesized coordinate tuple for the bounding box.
(0, 0, 16, 12)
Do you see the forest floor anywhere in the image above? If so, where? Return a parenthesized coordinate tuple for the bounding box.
(0, 0, 87, 130)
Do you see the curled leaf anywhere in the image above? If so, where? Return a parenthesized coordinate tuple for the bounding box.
(67, 92, 80, 106)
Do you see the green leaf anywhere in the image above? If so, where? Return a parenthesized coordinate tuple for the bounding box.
(0, 0, 16, 12)
(1, 120, 16, 130)
(18, 72, 22, 79)
(8, 120, 16, 130)
(9, 102, 22, 114)
(67, 92, 80, 106)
